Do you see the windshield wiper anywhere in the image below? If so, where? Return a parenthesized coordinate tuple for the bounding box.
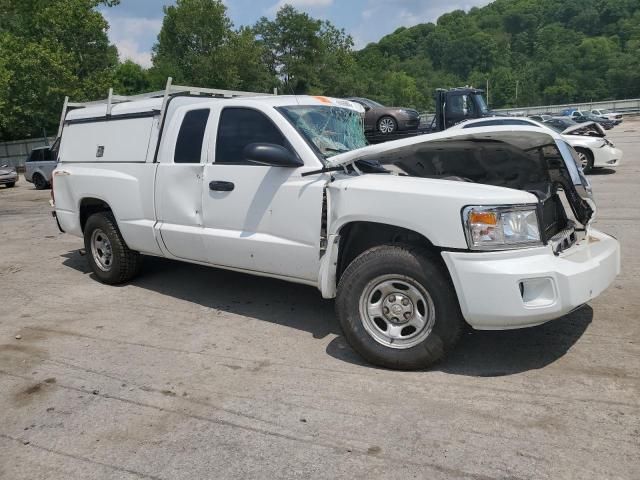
(301, 159, 389, 177)
(324, 147, 350, 154)
(301, 165, 347, 177)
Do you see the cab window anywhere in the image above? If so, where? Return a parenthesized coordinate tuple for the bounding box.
(174, 109, 210, 164)
(215, 108, 292, 164)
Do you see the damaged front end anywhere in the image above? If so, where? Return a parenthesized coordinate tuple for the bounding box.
(335, 129, 595, 255)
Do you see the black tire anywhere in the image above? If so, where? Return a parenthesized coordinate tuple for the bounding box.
(377, 116, 397, 135)
(575, 148, 594, 174)
(336, 245, 464, 370)
(6, 182, 15, 188)
(83, 212, 142, 285)
(33, 173, 48, 190)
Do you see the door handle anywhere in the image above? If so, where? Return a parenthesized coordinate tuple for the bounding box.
(209, 181, 235, 192)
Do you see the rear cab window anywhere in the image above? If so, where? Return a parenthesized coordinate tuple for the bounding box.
(174, 109, 210, 164)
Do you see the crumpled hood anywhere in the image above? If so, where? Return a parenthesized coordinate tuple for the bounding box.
(327, 125, 562, 168)
(327, 126, 595, 227)
(562, 121, 605, 137)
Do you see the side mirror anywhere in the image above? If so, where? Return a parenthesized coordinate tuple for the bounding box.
(364, 105, 371, 112)
(0, 164, 7, 168)
(243, 143, 303, 168)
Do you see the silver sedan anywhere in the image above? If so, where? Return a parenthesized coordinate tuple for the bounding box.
(0, 165, 18, 188)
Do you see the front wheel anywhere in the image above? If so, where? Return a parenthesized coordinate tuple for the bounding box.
(336, 245, 464, 370)
(83, 212, 142, 285)
(377, 116, 397, 135)
(5, 182, 15, 188)
(575, 148, 594, 174)
(33, 173, 48, 190)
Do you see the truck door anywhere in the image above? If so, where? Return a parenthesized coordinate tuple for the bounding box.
(444, 93, 477, 128)
(155, 108, 210, 262)
(200, 106, 325, 283)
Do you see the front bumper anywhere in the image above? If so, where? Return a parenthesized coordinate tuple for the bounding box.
(441, 228, 620, 330)
(398, 117, 420, 131)
(0, 174, 18, 184)
(594, 146, 623, 167)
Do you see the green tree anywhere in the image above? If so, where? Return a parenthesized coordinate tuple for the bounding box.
(0, 0, 119, 140)
(255, 5, 353, 94)
(151, 0, 272, 92)
(114, 60, 151, 95)
(152, 0, 234, 87)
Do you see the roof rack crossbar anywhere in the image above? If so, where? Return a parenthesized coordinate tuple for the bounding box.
(57, 77, 275, 137)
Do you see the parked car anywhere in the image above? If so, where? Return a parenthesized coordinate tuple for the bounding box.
(52, 88, 620, 370)
(0, 164, 18, 188)
(562, 109, 615, 130)
(529, 114, 552, 122)
(561, 108, 587, 117)
(591, 108, 623, 124)
(543, 116, 579, 132)
(452, 117, 622, 174)
(346, 97, 420, 136)
(25, 144, 57, 189)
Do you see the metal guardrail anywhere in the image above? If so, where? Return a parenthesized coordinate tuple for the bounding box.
(493, 98, 640, 117)
(418, 98, 640, 128)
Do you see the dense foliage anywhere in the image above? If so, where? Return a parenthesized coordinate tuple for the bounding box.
(0, 0, 120, 139)
(1, 0, 639, 140)
(352, 0, 640, 110)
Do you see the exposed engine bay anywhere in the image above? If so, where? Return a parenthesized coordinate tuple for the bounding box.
(353, 130, 595, 253)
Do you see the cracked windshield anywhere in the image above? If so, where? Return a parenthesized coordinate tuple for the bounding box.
(279, 105, 368, 159)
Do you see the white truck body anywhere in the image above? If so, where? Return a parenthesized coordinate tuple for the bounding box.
(52, 88, 620, 368)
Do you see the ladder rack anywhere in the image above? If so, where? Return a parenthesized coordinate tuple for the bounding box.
(57, 77, 276, 138)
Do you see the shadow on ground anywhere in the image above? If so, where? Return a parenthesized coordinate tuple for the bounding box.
(62, 250, 592, 375)
(62, 251, 338, 340)
(589, 168, 617, 175)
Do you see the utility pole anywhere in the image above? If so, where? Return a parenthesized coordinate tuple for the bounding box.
(515, 80, 519, 106)
(486, 78, 490, 107)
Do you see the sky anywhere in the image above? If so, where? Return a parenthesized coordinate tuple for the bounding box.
(100, 0, 492, 68)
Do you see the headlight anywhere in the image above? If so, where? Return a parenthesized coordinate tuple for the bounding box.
(463, 206, 541, 250)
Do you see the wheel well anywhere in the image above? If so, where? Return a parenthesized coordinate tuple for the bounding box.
(574, 146, 593, 158)
(378, 115, 397, 125)
(80, 198, 112, 232)
(336, 222, 441, 281)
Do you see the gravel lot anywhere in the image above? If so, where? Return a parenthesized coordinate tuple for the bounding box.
(1, 121, 639, 480)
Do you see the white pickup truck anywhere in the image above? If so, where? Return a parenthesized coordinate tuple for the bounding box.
(52, 84, 620, 370)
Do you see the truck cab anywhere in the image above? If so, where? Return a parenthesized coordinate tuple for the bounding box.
(52, 82, 620, 370)
(432, 87, 493, 131)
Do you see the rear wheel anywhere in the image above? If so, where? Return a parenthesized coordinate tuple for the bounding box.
(377, 116, 397, 135)
(336, 245, 464, 370)
(33, 173, 48, 190)
(83, 212, 142, 285)
(575, 148, 594, 174)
